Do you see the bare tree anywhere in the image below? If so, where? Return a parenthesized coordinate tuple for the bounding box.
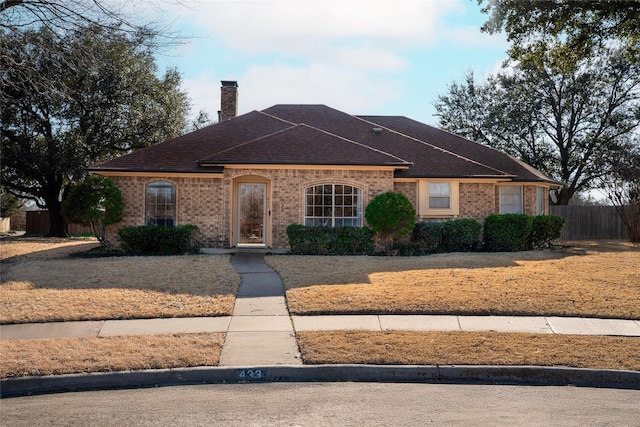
(605, 147, 640, 243)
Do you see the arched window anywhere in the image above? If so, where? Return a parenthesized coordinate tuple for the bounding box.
(146, 181, 176, 226)
(304, 184, 363, 227)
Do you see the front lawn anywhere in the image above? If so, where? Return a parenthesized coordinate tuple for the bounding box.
(267, 241, 640, 319)
(1, 238, 239, 323)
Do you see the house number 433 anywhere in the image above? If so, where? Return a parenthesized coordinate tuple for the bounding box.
(237, 369, 267, 381)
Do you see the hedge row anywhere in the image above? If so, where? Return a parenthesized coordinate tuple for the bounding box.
(402, 219, 482, 255)
(286, 224, 374, 255)
(405, 214, 564, 255)
(484, 214, 565, 251)
(117, 225, 200, 255)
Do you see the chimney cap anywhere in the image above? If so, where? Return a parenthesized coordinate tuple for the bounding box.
(221, 80, 238, 88)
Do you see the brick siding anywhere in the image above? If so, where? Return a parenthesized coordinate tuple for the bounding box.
(460, 182, 496, 221)
(107, 173, 547, 249)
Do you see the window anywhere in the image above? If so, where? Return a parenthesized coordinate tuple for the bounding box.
(146, 181, 176, 226)
(428, 182, 450, 209)
(536, 187, 545, 215)
(500, 185, 523, 214)
(418, 181, 459, 216)
(304, 184, 362, 227)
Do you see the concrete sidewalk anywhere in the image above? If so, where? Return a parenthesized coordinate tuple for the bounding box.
(3, 314, 640, 341)
(1, 252, 639, 345)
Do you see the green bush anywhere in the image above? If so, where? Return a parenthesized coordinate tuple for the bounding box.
(61, 175, 123, 244)
(287, 224, 374, 255)
(365, 192, 415, 252)
(442, 219, 482, 252)
(117, 225, 200, 255)
(484, 214, 533, 252)
(411, 221, 445, 253)
(529, 215, 565, 249)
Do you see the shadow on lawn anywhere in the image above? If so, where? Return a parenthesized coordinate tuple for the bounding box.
(269, 240, 639, 289)
(0, 237, 238, 298)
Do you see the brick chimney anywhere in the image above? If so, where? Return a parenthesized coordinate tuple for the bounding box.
(219, 80, 238, 122)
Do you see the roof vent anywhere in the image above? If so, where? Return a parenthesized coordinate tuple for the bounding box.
(372, 127, 383, 134)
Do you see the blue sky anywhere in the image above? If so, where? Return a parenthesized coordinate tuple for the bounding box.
(149, 0, 509, 125)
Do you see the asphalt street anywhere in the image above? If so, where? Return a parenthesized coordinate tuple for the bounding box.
(2, 382, 639, 426)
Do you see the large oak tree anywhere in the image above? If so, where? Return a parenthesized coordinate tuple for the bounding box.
(434, 49, 640, 205)
(0, 0, 179, 105)
(478, 0, 640, 65)
(1, 26, 188, 236)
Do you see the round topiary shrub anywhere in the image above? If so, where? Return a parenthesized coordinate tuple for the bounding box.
(365, 192, 415, 253)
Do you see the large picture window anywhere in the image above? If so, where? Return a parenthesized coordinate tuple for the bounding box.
(500, 185, 523, 214)
(146, 181, 176, 226)
(304, 184, 363, 227)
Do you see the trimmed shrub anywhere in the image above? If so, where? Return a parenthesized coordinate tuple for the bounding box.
(484, 214, 533, 252)
(117, 225, 200, 255)
(529, 215, 565, 249)
(411, 221, 445, 253)
(287, 224, 374, 255)
(442, 218, 482, 252)
(365, 192, 415, 252)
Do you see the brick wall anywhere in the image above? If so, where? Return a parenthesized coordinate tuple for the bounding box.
(106, 175, 227, 247)
(108, 169, 393, 249)
(227, 168, 394, 248)
(107, 172, 548, 249)
(459, 182, 495, 221)
(393, 182, 417, 211)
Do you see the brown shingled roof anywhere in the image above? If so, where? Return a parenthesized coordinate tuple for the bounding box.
(90, 111, 292, 173)
(198, 123, 410, 167)
(89, 104, 558, 184)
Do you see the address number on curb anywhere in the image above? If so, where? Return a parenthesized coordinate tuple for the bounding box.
(236, 369, 267, 381)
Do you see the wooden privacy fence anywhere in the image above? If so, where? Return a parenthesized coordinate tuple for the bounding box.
(549, 205, 627, 240)
(26, 210, 93, 235)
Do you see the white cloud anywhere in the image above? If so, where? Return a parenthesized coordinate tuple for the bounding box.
(182, 0, 461, 55)
(182, 60, 403, 119)
(241, 62, 402, 113)
(181, 71, 222, 118)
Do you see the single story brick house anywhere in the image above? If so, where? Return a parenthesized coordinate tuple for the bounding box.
(90, 81, 559, 249)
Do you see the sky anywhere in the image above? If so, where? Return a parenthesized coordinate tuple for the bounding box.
(147, 0, 510, 125)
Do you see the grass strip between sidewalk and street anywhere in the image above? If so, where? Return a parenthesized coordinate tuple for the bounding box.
(296, 331, 640, 371)
(0, 333, 224, 378)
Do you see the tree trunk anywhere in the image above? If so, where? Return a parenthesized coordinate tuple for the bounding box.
(552, 187, 574, 205)
(45, 198, 69, 237)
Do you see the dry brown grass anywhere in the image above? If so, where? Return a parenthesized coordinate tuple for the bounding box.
(1, 238, 240, 323)
(297, 331, 640, 371)
(267, 241, 640, 319)
(0, 333, 224, 378)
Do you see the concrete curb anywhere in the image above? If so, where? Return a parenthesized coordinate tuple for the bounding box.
(3, 365, 639, 397)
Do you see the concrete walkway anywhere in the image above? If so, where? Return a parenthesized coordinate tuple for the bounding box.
(219, 253, 301, 366)
(2, 253, 640, 350)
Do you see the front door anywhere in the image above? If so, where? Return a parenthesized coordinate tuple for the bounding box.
(238, 183, 266, 245)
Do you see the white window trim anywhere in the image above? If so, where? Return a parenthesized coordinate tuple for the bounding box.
(303, 184, 363, 227)
(418, 180, 459, 217)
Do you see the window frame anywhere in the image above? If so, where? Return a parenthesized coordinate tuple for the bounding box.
(145, 180, 176, 227)
(418, 180, 459, 217)
(499, 185, 524, 214)
(304, 184, 363, 227)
